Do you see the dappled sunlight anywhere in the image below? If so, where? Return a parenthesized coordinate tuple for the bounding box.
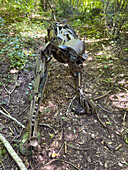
(84, 50, 94, 61)
(83, 38, 109, 43)
(31, 13, 50, 21)
(40, 101, 58, 115)
(119, 73, 125, 77)
(118, 79, 128, 88)
(110, 92, 128, 109)
(64, 63, 69, 67)
(10, 69, 19, 73)
(95, 46, 112, 56)
(86, 55, 94, 61)
(42, 165, 56, 170)
(66, 133, 78, 141)
(83, 62, 88, 66)
(96, 51, 104, 55)
(21, 30, 46, 38)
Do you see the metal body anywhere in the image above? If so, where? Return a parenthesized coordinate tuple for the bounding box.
(29, 21, 95, 144)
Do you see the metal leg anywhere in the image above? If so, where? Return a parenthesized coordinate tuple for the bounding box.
(28, 54, 48, 145)
(69, 63, 96, 115)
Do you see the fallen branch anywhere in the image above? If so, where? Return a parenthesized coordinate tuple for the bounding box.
(39, 123, 57, 134)
(3, 74, 18, 95)
(0, 109, 25, 129)
(0, 133, 27, 170)
(58, 142, 64, 154)
(96, 112, 106, 128)
(1, 106, 11, 116)
(19, 106, 29, 115)
(123, 111, 127, 122)
(97, 103, 113, 113)
(89, 71, 104, 83)
(67, 143, 90, 151)
(93, 90, 111, 101)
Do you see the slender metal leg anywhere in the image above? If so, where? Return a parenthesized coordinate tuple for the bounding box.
(28, 54, 48, 145)
(69, 63, 96, 115)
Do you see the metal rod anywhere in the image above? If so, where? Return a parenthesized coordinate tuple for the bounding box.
(78, 72, 81, 87)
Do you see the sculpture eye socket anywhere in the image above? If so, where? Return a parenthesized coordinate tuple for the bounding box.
(66, 34, 71, 40)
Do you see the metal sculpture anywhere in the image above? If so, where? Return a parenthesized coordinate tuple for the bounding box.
(28, 21, 96, 145)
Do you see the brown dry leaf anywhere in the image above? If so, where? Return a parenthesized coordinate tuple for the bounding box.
(51, 152, 58, 158)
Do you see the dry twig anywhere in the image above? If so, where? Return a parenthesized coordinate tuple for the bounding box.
(96, 112, 106, 128)
(58, 142, 65, 154)
(97, 103, 113, 113)
(88, 71, 104, 83)
(3, 74, 18, 95)
(93, 90, 111, 100)
(0, 109, 25, 128)
(39, 123, 57, 134)
(1, 106, 11, 116)
(67, 143, 90, 151)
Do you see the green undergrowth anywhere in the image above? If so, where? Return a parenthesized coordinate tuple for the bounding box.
(0, 16, 48, 70)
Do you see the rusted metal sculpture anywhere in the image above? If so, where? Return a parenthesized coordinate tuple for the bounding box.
(28, 21, 96, 145)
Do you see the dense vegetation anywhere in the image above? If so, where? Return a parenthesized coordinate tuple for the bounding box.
(0, 0, 127, 69)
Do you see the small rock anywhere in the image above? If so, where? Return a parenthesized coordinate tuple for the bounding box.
(99, 161, 103, 166)
(82, 130, 87, 134)
(87, 156, 91, 163)
(68, 126, 71, 130)
(104, 162, 107, 168)
(103, 115, 108, 118)
(94, 119, 97, 123)
(118, 162, 123, 167)
(91, 133, 95, 139)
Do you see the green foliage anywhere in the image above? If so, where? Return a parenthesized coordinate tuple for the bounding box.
(0, 0, 127, 71)
(41, 108, 51, 114)
(6, 37, 28, 69)
(96, 53, 115, 78)
(1, 0, 37, 15)
(0, 16, 47, 70)
(54, 0, 128, 40)
(73, 19, 82, 26)
(0, 17, 27, 69)
(123, 49, 128, 51)
(101, 0, 128, 40)
(0, 142, 6, 158)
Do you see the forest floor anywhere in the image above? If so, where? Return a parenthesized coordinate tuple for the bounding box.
(0, 19, 128, 170)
